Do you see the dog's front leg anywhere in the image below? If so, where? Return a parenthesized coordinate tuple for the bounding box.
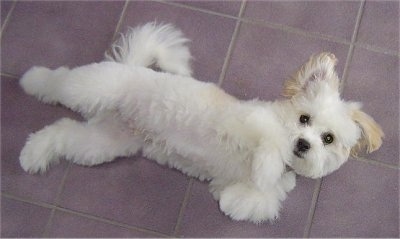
(251, 141, 287, 191)
(218, 139, 294, 223)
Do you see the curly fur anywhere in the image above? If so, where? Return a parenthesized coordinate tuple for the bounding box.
(19, 22, 383, 223)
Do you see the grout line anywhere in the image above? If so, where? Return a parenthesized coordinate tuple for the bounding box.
(217, 0, 246, 86)
(1, 72, 19, 79)
(41, 162, 72, 237)
(3, 192, 58, 237)
(53, 162, 73, 206)
(41, 207, 56, 237)
(353, 42, 399, 57)
(2, 192, 56, 209)
(173, 178, 194, 237)
(0, 0, 395, 76)
(340, 0, 365, 92)
(240, 17, 351, 46)
(301, 155, 399, 238)
(2, 192, 169, 238)
(350, 156, 399, 170)
(53, 206, 170, 238)
(2, 2, 398, 238)
(0, 0, 16, 39)
(156, 0, 350, 47)
(155, 0, 239, 21)
(158, 0, 399, 58)
(110, 0, 130, 43)
(303, 178, 322, 238)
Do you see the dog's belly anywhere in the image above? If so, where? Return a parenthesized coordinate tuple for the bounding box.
(141, 134, 251, 182)
(135, 120, 248, 181)
(115, 68, 252, 181)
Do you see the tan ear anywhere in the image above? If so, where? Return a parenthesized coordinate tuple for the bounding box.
(283, 52, 339, 98)
(351, 109, 384, 157)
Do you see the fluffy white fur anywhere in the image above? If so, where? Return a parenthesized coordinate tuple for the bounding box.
(19, 22, 384, 223)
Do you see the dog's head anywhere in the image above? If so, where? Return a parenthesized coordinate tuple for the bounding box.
(283, 52, 384, 178)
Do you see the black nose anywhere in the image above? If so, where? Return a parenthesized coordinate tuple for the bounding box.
(297, 138, 311, 152)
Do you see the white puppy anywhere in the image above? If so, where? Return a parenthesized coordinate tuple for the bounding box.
(19, 22, 383, 223)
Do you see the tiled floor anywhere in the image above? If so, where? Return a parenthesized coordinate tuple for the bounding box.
(1, 1, 399, 238)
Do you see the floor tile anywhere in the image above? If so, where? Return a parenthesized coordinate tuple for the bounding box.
(172, 0, 242, 16)
(310, 160, 399, 237)
(1, 197, 52, 237)
(178, 177, 315, 237)
(1, 76, 77, 203)
(1, 1, 124, 76)
(222, 22, 349, 101)
(2, 0, 397, 237)
(243, 1, 360, 41)
(343, 48, 399, 165)
(58, 157, 189, 235)
(47, 210, 161, 238)
(1, 0, 13, 29)
(120, 1, 236, 83)
(357, 1, 399, 52)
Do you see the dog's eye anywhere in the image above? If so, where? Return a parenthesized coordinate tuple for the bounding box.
(322, 133, 334, 145)
(299, 114, 310, 125)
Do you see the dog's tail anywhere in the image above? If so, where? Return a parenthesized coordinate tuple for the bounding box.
(105, 22, 192, 76)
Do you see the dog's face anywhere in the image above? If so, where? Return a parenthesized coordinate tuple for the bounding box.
(283, 53, 384, 178)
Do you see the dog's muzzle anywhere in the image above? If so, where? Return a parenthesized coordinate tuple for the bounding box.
(293, 138, 310, 158)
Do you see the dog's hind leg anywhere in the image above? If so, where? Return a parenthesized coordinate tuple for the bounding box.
(19, 62, 138, 117)
(19, 112, 142, 174)
(19, 66, 70, 105)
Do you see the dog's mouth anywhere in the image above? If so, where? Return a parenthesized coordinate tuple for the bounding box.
(293, 150, 304, 159)
(285, 164, 294, 172)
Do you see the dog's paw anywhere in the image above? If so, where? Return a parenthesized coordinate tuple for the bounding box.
(219, 183, 281, 223)
(19, 66, 69, 104)
(280, 171, 296, 193)
(20, 66, 51, 96)
(19, 131, 58, 174)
